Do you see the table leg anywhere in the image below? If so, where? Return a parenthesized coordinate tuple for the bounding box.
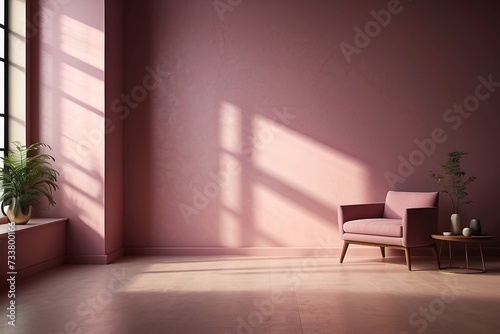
(479, 242, 486, 272)
(465, 242, 469, 271)
(448, 241, 452, 268)
(438, 241, 443, 269)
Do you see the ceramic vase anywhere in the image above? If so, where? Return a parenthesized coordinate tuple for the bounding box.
(451, 213, 462, 235)
(462, 227, 472, 237)
(469, 219, 482, 235)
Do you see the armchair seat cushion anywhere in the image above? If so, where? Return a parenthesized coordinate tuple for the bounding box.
(343, 218, 403, 238)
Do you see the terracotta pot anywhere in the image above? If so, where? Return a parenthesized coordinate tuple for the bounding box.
(7, 206, 33, 225)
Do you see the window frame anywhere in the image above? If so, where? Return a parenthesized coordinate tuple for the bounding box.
(0, 0, 8, 157)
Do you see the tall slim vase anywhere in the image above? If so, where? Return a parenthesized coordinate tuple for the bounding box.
(451, 213, 462, 235)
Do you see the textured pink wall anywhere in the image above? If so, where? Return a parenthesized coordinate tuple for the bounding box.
(30, 0, 124, 262)
(104, 0, 125, 260)
(123, 0, 500, 254)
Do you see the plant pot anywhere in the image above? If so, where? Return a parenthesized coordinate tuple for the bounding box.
(6, 206, 33, 225)
(451, 213, 462, 235)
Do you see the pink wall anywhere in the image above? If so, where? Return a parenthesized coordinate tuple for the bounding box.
(29, 0, 124, 263)
(104, 0, 125, 261)
(123, 0, 500, 255)
(26, 0, 500, 260)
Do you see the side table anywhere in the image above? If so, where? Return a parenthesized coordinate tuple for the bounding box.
(431, 234, 494, 274)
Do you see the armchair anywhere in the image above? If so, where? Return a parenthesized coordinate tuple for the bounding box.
(338, 191, 440, 270)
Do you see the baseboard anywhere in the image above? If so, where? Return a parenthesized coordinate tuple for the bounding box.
(65, 248, 125, 264)
(438, 245, 500, 257)
(126, 246, 335, 256)
(117, 245, 500, 258)
(65, 254, 109, 264)
(1, 256, 65, 287)
(106, 247, 125, 263)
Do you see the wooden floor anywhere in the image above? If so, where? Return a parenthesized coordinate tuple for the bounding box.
(1, 254, 500, 333)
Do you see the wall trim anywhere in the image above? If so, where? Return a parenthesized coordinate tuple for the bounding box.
(65, 254, 109, 265)
(126, 246, 379, 257)
(125, 245, 500, 257)
(106, 247, 125, 264)
(66, 247, 126, 265)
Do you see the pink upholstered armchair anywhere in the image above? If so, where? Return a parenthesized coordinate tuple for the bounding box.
(338, 191, 440, 271)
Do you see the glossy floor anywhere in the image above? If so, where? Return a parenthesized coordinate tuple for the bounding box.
(1, 255, 500, 333)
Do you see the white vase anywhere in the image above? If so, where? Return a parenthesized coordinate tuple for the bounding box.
(451, 213, 462, 235)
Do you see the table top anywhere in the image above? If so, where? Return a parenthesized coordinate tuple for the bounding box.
(432, 234, 494, 242)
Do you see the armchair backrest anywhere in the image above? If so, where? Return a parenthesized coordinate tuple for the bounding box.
(384, 191, 439, 219)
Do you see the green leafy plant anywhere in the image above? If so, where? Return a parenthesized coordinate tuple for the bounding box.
(431, 151, 476, 214)
(0, 142, 59, 217)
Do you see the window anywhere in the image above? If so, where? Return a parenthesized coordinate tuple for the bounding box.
(0, 0, 7, 158)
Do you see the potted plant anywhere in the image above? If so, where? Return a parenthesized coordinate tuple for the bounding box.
(431, 151, 476, 234)
(0, 141, 59, 224)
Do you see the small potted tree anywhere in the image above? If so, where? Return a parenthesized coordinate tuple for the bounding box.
(0, 142, 59, 224)
(431, 151, 476, 235)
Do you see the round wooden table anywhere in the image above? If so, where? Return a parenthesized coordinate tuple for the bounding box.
(432, 234, 494, 273)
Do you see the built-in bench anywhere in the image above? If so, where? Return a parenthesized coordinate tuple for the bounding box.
(0, 218, 68, 285)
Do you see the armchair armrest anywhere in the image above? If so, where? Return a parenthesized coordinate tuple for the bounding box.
(338, 203, 385, 233)
(403, 207, 438, 247)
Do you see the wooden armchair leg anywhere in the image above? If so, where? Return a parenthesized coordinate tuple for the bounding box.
(404, 248, 411, 271)
(340, 241, 349, 263)
(380, 247, 385, 258)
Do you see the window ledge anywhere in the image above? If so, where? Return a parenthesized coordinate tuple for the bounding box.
(0, 217, 67, 235)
